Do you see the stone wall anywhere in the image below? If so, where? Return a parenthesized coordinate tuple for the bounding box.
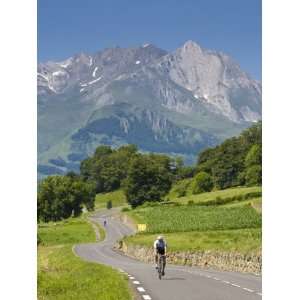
(118, 242, 261, 275)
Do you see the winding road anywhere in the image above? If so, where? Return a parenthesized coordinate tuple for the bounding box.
(74, 209, 262, 300)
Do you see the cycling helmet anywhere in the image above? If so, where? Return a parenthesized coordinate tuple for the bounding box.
(157, 235, 164, 240)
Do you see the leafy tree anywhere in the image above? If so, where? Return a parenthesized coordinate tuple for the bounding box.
(245, 144, 262, 168)
(196, 122, 262, 189)
(37, 175, 96, 222)
(191, 172, 214, 194)
(79, 144, 138, 193)
(123, 154, 173, 208)
(245, 165, 262, 186)
(244, 144, 262, 186)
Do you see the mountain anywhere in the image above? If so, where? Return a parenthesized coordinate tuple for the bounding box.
(38, 41, 261, 177)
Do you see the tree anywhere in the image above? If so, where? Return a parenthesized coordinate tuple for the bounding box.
(245, 144, 262, 168)
(79, 144, 138, 193)
(123, 154, 173, 208)
(244, 144, 262, 186)
(245, 165, 262, 186)
(37, 175, 96, 222)
(196, 122, 262, 189)
(191, 172, 214, 194)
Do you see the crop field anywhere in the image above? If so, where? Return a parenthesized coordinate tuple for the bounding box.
(128, 204, 261, 234)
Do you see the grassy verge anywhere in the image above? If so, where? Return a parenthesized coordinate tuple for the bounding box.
(95, 189, 127, 209)
(38, 218, 132, 300)
(124, 228, 261, 254)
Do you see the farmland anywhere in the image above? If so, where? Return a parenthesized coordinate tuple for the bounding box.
(127, 204, 261, 234)
(124, 186, 262, 255)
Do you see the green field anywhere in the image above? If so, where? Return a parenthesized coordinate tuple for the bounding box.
(125, 186, 262, 254)
(124, 228, 261, 253)
(128, 204, 261, 233)
(95, 189, 127, 209)
(167, 185, 261, 204)
(38, 218, 132, 300)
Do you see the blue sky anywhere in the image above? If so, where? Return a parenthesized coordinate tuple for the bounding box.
(38, 0, 261, 79)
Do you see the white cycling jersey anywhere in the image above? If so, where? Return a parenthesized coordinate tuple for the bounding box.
(154, 239, 167, 250)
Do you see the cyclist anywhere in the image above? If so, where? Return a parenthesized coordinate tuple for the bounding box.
(154, 235, 167, 276)
(103, 220, 107, 227)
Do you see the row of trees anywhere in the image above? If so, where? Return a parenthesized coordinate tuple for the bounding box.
(38, 122, 261, 221)
(37, 173, 95, 222)
(196, 122, 262, 189)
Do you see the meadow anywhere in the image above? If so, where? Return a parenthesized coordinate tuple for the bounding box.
(94, 189, 127, 209)
(38, 218, 132, 300)
(166, 184, 262, 204)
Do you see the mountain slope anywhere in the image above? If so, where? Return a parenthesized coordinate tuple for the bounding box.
(38, 41, 261, 177)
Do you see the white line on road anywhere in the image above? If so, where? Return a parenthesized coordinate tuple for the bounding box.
(142, 296, 151, 300)
(243, 288, 254, 293)
(133, 281, 140, 284)
(129, 276, 135, 279)
(257, 292, 262, 296)
(137, 287, 146, 292)
(213, 277, 220, 280)
(223, 281, 230, 284)
(231, 283, 241, 288)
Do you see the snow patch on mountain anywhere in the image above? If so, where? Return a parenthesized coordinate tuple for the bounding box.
(92, 67, 98, 77)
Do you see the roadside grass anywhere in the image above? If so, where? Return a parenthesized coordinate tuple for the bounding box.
(124, 228, 261, 254)
(38, 218, 95, 246)
(166, 185, 262, 204)
(38, 217, 132, 300)
(95, 189, 127, 209)
(128, 204, 261, 234)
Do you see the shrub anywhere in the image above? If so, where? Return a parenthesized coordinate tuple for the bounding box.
(106, 200, 112, 209)
(121, 207, 130, 212)
(192, 172, 214, 194)
(187, 200, 194, 205)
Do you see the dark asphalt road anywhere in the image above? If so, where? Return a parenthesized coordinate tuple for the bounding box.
(74, 209, 262, 300)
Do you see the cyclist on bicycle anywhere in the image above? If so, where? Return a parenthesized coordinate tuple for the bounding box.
(154, 235, 167, 276)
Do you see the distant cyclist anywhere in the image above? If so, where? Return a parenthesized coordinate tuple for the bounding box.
(103, 220, 107, 227)
(154, 235, 167, 276)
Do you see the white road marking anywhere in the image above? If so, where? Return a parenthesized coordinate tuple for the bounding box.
(243, 288, 254, 293)
(213, 277, 220, 280)
(137, 287, 146, 292)
(129, 276, 135, 279)
(133, 281, 140, 284)
(257, 292, 262, 296)
(223, 280, 230, 284)
(142, 296, 151, 300)
(231, 283, 240, 288)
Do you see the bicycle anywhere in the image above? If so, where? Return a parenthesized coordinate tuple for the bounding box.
(157, 254, 166, 280)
